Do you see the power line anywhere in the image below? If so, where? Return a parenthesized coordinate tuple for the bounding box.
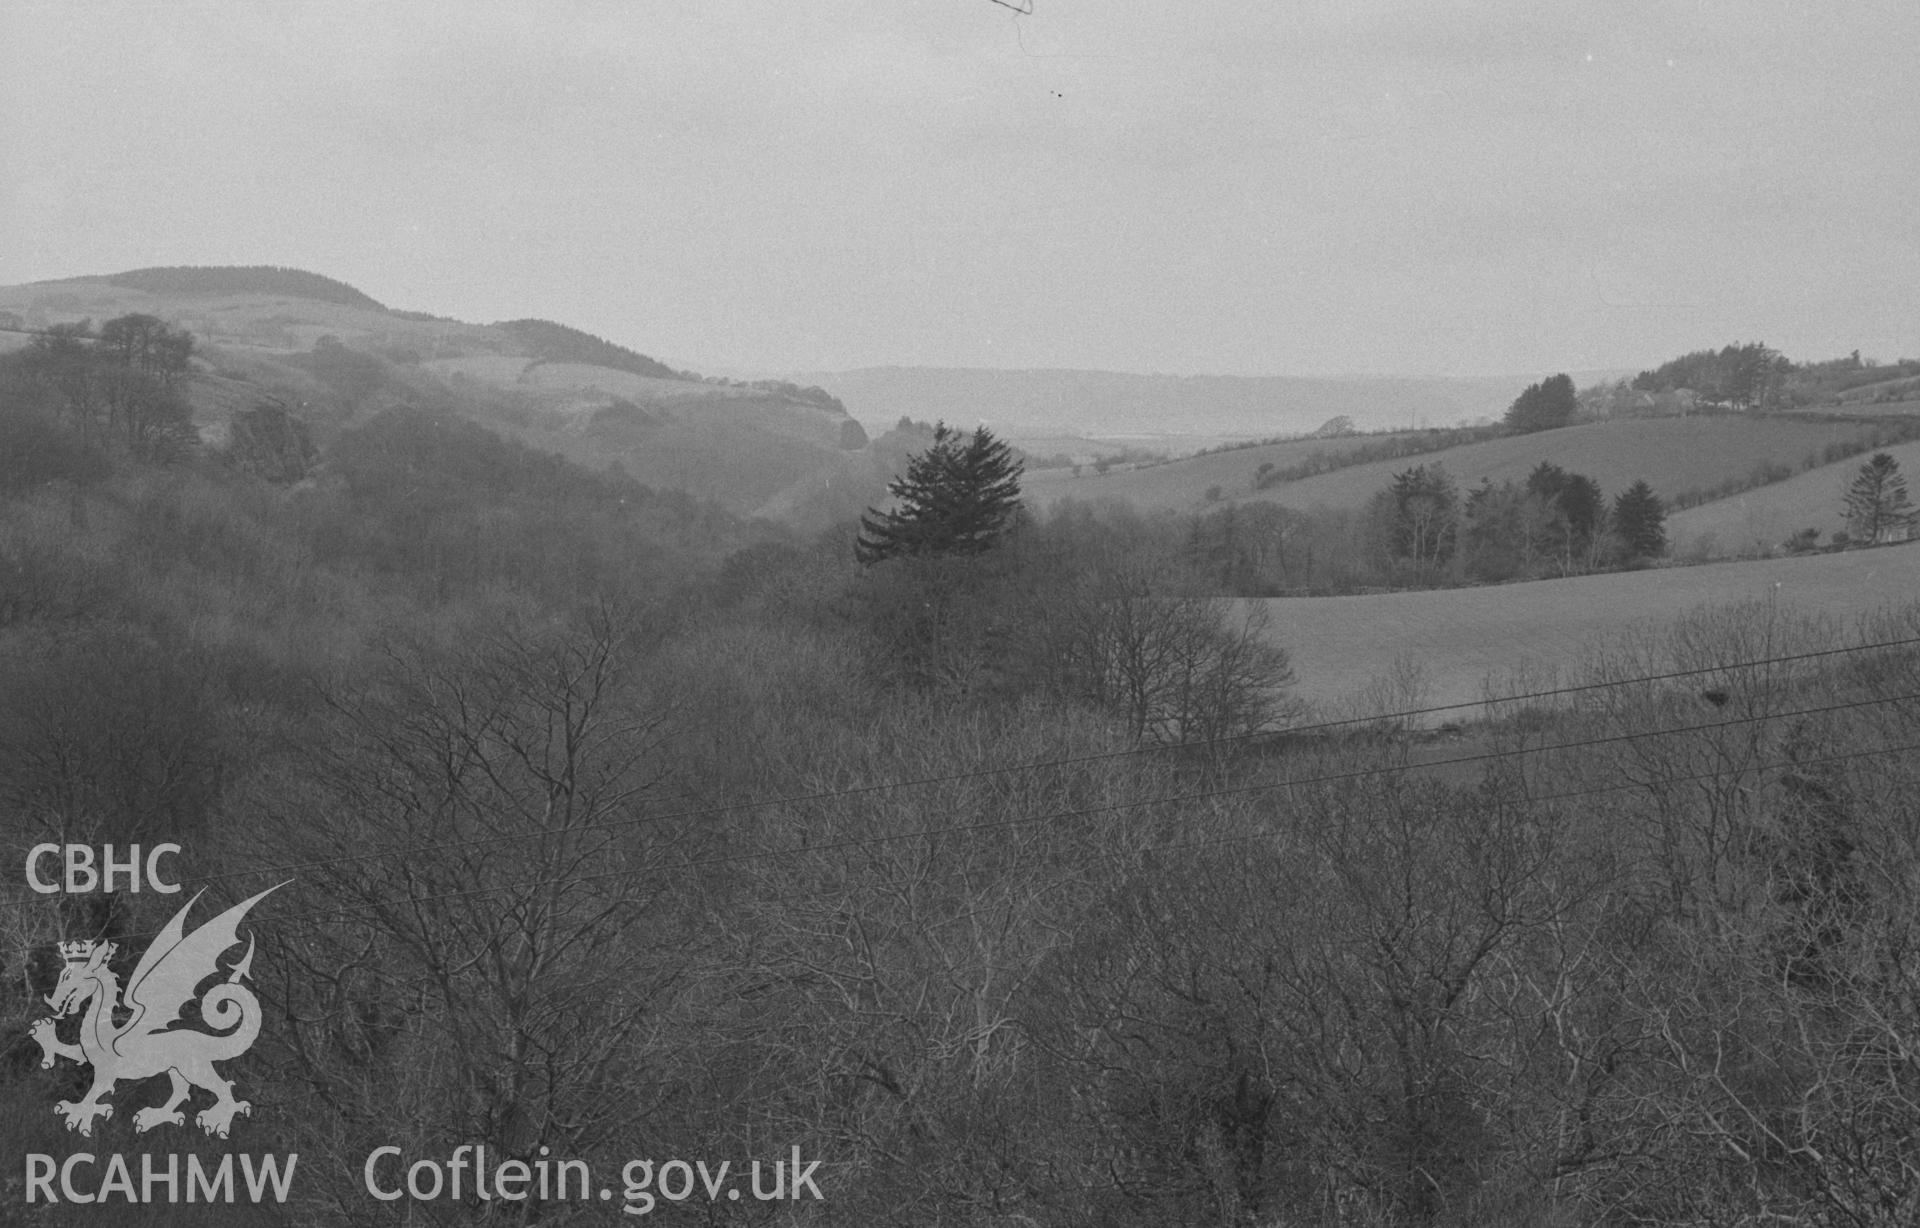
(27, 693, 1920, 944)
(21, 631, 1915, 908)
(287, 687, 1920, 883)
(738, 734, 1920, 914)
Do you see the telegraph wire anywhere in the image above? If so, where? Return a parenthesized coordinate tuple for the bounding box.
(740, 733, 1920, 913)
(19, 631, 1916, 908)
(27, 691, 1920, 944)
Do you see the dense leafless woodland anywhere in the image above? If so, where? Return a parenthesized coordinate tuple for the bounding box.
(6, 323, 1920, 1225)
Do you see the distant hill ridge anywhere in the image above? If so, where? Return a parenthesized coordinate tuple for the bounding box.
(490, 318, 692, 383)
(794, 365, 1525, 439)
(43, 267, 698, 384)
(75, 265, 390, 311)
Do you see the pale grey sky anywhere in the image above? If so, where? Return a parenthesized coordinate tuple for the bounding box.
(3, 0, 1915, 377)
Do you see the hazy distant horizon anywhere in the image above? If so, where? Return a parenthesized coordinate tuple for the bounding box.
(2, 264, 1641, 387)
(6, 2, 1914, 382)
(0, 263, 1655, 383)
(722, 360, 1643, 388)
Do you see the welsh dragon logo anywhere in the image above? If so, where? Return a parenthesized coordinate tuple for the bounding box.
(30, 883, 285, 1139)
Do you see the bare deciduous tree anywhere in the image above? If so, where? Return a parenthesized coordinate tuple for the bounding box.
(238, 607, 704, 1223)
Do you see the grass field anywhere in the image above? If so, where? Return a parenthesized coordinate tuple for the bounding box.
(1787, 397, 1920, 417)
(1668, 438, 1920, 556)
(519, 362, 745, 402)
(420, 354, 538, 383)
(1007, 430, 1271, 466)
(1254, 545, 1920, 721)
(1025, 429, 1440, 508)
(419, 357, 747, 405)
(1035, 416, 1888, 515)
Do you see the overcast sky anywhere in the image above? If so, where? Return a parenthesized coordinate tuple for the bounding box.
(3, 1, 1916, 377)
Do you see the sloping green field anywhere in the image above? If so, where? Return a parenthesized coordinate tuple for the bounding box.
(1025, 429, 1445, 507)
(1780, 398, 1920, 418)
(1037, 416, 1883, 514)
(1668, 439, 1920, 556)
(1255, 546, 1920, 720)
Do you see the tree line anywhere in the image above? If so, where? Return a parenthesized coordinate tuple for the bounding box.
(1178, 461, 1668, 597)
(1366, 460, 1668, 584)
(5, 314, 198, 462)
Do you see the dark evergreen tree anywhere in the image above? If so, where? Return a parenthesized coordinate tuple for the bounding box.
(1842, 452, 1915, 544)
(1564, 475, 1603, 545)
(1611, 479, 1667, 559)
(855, 424, 1024, 564)
(1525, 462, 1604, 555)
(1384, 463, 1458, 566)
(1460, 479, 1533, 581)
(1502, 373, 1578, 433)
